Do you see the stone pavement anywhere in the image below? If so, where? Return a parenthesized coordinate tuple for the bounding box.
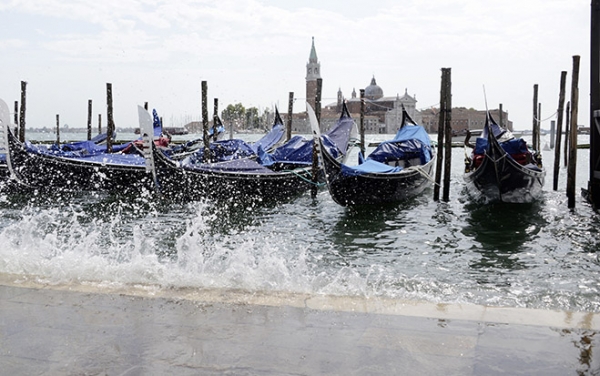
(0, 273, 599, 375)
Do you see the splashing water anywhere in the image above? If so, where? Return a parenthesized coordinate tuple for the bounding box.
(1, 138, 599, 313)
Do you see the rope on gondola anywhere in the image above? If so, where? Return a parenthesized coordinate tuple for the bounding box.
(283, 169, 327, 187)
(410, 165, 440, 186)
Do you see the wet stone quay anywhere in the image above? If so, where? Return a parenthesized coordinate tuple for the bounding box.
(0, 275, 599, 375)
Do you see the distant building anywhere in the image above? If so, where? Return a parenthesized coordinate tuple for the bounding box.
(325, 77, 420, 134)
(295, 38, 511, 135)
(419, 107, 512, 135)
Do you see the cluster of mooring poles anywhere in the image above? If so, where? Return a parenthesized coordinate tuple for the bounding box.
(14, 81, 107, 145)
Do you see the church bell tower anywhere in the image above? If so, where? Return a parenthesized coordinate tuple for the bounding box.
(306, 37, 321, 111)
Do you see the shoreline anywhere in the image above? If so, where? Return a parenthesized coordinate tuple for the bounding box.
(1, 272, 597, 331)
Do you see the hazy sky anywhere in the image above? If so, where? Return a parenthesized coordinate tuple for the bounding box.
(0, 0, 591, 131)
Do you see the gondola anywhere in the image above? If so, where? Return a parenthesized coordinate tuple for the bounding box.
(0, 100, 165, 187)
(463, 112, 545, 203)
(148, 104, 357, 202)
(0, 115, 119, 184)
(1, 100, 288, 193)
(0, 101, 170, 192)
(311, 104, 435, 206)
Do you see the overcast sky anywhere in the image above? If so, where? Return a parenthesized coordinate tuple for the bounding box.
(0, 0, 591, 131)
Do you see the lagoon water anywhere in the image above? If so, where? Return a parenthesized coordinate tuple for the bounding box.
(0, 132, 598, 314)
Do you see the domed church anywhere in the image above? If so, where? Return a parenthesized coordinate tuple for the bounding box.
(301, 38, 422, 134)
(332, 76, 420, 134)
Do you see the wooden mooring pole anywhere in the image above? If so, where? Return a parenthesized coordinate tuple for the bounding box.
(56, 114, 60, 145)
(498, 103, 504, 127)
(213, 98, 219, 141)
(286, 92, 293, 142)
(359, 89, 365, 156)
(587, 0, 600, 209)
(106, 83, 114, 153)
(98, 113, 102, 135)
(434, 68, 449, 201)
(567, 55, 580, 209)
(13, 101, 18, 133)
(311, 78, 322, 198)
(532, 84, 539, 152)
(564, 101, 571, 167)
(442, 68, 452, 202)
(87, 99, 92, 141)
(19, 81, 26, 143)
(550, 121, 556, 149)
(553, 71, 567, 191)
(201, 81, 210, 161)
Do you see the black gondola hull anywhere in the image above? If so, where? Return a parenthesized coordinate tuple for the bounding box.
(320, 142, 435, 206)
(6, 127, 151, 192)
(152, 147, 314, 202)
(464, 154, 545, 203)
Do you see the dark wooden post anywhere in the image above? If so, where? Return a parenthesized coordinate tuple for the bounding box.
(567, 55, 580, 209)
(434, 68, 448, 201)
(106, 83, 114, 153)
(144, 102, 148, 111)
(19, 81, 27, 142)
(553, 72, 567, 191)
(98, 113, 102, 135)
(213, 98, 219, 141)
(442, 68, 452, 202)
(311, 78, 322, 198)
(550, 120, 556, 149)
(359, 89, 365, 156)
(87, 99, 92, 140)
(286, 92, 294, 142)
(532, 84, 539, 151)
(13, 101, 18, 125)
(564, 101, 571, 167)
(498, 103, 504, 128)
(56, 114, 60, 144)
(201, 81, 210, 161)
(588, 0, 600, 209)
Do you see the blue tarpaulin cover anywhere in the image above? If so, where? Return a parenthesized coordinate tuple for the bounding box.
(250, 123, 284, 153)
(480, 117, 507, 141)
(341, 159, 403, 176)
(340, 124, 432, 176)
(184, 157, 279, 174)
(184, 139, 256, 165)
(474, 136, 529, 155)
(183, 122, 285, 165)
(25, 142, 146, 165)
(257, 115, 355, 167)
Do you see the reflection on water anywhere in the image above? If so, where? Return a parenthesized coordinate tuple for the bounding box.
(460, 201, 548, 289)
(329, 199, 416, 250)
(463, 201, 547, 265)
